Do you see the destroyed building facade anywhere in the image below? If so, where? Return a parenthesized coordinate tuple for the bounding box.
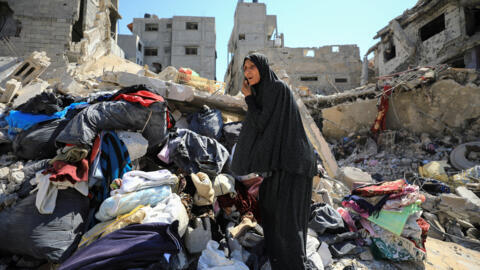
(258, 45, 362, 95)
(117, 34, 144, 65)
(128, 15, 216, 79)
(224, 0, 362, 95)
(0, 0, 124, 76)
(370, 0, 480, 77)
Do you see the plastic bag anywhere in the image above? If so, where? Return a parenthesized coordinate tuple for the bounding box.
(197, 240, 249, 270)
(189, 106, 223, 140)
(95, 185, 172, 222)
(0, 189, 89, 262)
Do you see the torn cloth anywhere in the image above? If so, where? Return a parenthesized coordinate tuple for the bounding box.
(44, 159, 89, 183)
(371, 85, 392, 135)
(31, 171, 89, 214)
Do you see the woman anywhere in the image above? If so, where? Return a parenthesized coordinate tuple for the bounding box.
(231, 53, 316, 269)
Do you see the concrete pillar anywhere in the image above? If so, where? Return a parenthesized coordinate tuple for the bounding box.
(361, 55, 369, 86)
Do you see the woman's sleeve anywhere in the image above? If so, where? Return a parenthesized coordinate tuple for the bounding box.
(244, 83, 283, 133)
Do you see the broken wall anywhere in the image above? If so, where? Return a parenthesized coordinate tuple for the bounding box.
(0, 0, 80, 71)
(321, 79, 480, 139)
(259, 45, 362, 95)
(0, 0, 123, 78)
(374, 1, 480, 76)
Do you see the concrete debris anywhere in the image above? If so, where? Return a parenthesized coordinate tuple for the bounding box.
(56, 73, 89, 97)
(0, 79, 21, 104)
(11, 80, 49, 108)
(7, 51, 50, 86)
(370, 0, 480, 77)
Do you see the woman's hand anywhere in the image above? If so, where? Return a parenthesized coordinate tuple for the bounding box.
(241, 79, 252, 97)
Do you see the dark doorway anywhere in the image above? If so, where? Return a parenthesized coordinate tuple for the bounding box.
(465, 7, 480, 36)
(0, 2, 21, 38)
(420, 13, 445, 41)
(72, 0, 85, 42)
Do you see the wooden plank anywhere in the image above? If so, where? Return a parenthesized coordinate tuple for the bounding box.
(293, 90, 339, 178)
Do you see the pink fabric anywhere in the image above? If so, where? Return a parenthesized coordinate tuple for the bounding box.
(359, 218, 378, 237)
(241, 176, 263, 199)
(341, 200, 370, 218)
(337, 207, 357, 232)
(388, 185, 418, 200)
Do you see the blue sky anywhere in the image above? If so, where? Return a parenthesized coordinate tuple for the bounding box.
(118, 0, 418, 80)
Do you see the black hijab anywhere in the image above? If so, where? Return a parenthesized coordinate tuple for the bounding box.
(231, 53, 316, 177)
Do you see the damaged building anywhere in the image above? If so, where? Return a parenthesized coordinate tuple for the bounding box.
(117, 34, 144, 65)
(368, 0, 480, 78)
(224, 0, 362, 95)
(124, 14, 216, 79)
(0, 0, 124, 78)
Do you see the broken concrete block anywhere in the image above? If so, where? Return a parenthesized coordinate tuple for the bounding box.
(339, 167, 373, 190)
(421, 192, 439, 212)
(8, 51, 50, 86)
(157, 66, 178, 81)
(166, 82, 195, 102)
(11, 80, 49, 109)
(117, 131, 148, 160)
(57, 73, 87, 96)
(103, 71, 168, 97)
(0, 79, 21, 104)
(456, 186, 480, 211)
(439, 193, 467, 209)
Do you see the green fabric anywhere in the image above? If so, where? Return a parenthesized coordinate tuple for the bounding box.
(368, 202, 421, 235)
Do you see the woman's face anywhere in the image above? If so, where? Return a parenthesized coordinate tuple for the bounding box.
(244, 59, 261, 86)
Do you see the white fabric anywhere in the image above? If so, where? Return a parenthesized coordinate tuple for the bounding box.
(96, 185, 172, 222)
(141, 193, 189, 237)
(31, 171, 88, 215)
(111, 169, 177, 196)
(213, 174, 236, 197)
(197, 240, 249, 270)
(306, 235, 324, 270)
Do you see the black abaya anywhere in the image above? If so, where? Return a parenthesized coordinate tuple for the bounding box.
(231, 53, 316, 270)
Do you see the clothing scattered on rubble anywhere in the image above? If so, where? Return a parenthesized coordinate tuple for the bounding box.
(0, 56, 479, 270)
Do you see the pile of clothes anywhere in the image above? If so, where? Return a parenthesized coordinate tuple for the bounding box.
(0, 83, 277, 269)
(340, 179, 429, 262)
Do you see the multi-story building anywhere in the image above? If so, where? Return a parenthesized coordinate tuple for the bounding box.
(368, 0, 480, 77)
(129, 15, 216, 79)
(224, 0, 362, 95)
(117, 34, 144, 65)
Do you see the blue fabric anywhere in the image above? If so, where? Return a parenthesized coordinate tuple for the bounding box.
(6, 102, 87, 138)
(99, 131, 132, 202)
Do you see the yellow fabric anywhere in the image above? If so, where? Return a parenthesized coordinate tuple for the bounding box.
(79, 204, 147, 248)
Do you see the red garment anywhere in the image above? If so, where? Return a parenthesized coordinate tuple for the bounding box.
(352, 179, 406, 197)
(217, 181, 260, 221)
(241, 176, 263, 199)
(45, 159, 89, 184)
(90, 135, 101, 164)
(113, 90, 165, 107)
(113, 90, 173, 129)
(371, 85, 392, 135)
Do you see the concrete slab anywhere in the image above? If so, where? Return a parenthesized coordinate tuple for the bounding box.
(0, 79, 21, 104)
(12, 80, 49, 108)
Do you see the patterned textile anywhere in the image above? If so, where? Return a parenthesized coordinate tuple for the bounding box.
(370, 224, 426, 262)
(352, 179, 406, 197)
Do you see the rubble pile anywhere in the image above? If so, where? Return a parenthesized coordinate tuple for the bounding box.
(0, 51, 478, 270)
(319, 66, 480, 263)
